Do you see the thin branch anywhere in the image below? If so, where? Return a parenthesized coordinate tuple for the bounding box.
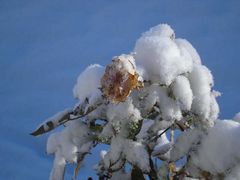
(149, 125, 172, 142)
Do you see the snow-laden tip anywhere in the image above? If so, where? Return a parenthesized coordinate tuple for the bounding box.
(73, 64, 104, 101)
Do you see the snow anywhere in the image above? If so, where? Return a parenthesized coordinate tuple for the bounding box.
(136, 84, 182, 122)
(134, 24, 193, 85)
(170, 129, 202, 162)
(103, 136, 124, 169)
(112, 54, 137, 75)
(152, 132, 171, 156)
(141, 24, 175, 39)
(174, 39, 201, 65)
(124, 140, 150, 172)
(136, 119, 155, 140)
(33, 108, 72, 135)
(49, 151, 66, 180)
(100, 150, 107, 159)
(106, 98, 142, 137)
(169, 120, 240, 178)
(158, 86, 182, 121)
(172, 75, 193, 111)
(189, 64, 218, 127)
(136, 120, 172, 157)
(1, 0, 240, 179)
(102, 136, 150, 172)
(191, 120, 240, 174)
(73, 64, 104, 102)
(209, 91, 220, 120)
(148, 119, 173, 133)
(133, 23, 219, 128)
(47, 120, 93, 179)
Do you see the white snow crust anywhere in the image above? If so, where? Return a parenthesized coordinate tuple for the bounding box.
(191, 120, 240, 174)
(73, 64, 104, 101)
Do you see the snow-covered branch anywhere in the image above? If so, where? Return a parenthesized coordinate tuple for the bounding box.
(31, 24, 240, 180)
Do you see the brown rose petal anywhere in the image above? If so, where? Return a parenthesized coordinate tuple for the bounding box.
(101, 57, 141, 103)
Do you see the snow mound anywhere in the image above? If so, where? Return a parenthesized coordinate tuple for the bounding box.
(73, 64, 104, 101)
(134, 24, 193, 85)
(192, 120, 240, 174)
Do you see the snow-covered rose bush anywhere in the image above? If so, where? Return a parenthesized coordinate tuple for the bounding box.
(32, 24, 239, 180)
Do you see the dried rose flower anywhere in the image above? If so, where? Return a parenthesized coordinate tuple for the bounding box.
(101, 54, 142, 103)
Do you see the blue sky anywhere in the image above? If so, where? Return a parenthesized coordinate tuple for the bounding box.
(0, 0, 240, 179)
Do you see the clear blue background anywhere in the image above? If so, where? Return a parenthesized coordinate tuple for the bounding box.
(0, 0, 239, 179)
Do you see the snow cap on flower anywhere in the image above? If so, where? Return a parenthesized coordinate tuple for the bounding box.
(101, 54, 142, 103)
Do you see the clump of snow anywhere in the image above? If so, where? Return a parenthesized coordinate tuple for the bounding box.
(136, 119, 154, 140)
(134, 24, 193, 85)
(103, 136, 124, 169)
(148, 119, 173, 133)
(49, 151, 66, 180)
(142, 24, 175, 39)
(170, 129, 202, 162)
(174, 39, 201, 65)
(172, 75, 193, 111)
(102, 136, 149, 172)
(133, 23, 219, 128)
(47, 120, 93, 179)
(47, 120, 92, 162)
(135, 120, 172, 159)
(189, 65, 213, 118)
(100, 150, 107, 159)
(191, 120, 240, 174)
(98, 123, 114, 140)
(47, 132, 60, 154)
(152, 132, 172, 156)
(132, 85, 159, 117)
(137, 84, 182, 122)
(124, 140, 150, 172)
(158, 86, 182, 121)
(73, 64, 104, 101)
(106, 99, 141, 123)
(112, 54, 137, 75)
(106, 98, 141, 137)
(209, 91, 220, 120)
